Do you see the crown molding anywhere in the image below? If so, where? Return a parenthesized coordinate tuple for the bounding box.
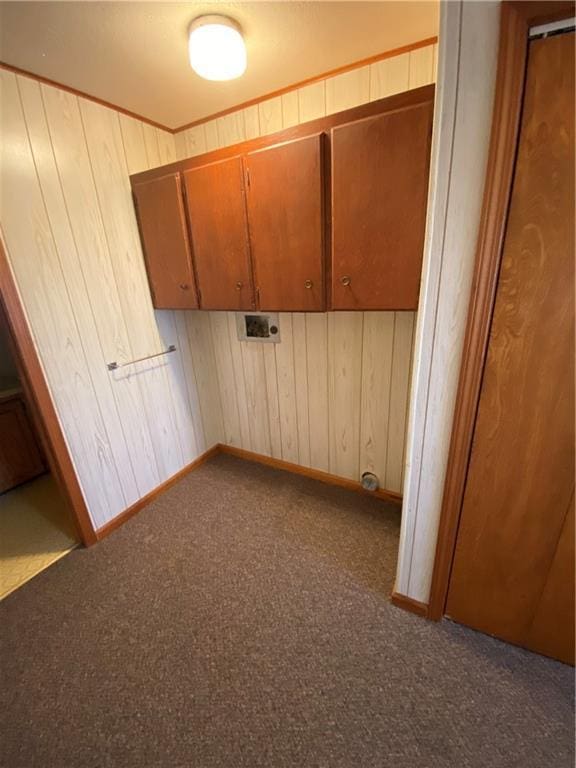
(0, 36, 438, 134)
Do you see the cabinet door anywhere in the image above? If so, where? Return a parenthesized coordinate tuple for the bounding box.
(0, 397, 45, 493)
(245, 135, 326, 311)
(133, 173, 198, 309)
(331, 102, 432, 310)
(183, 158, 254, 310)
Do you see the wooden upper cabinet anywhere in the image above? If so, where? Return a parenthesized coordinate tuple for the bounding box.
(183, 157, 254, 311)
(130, 87, 435, 312)
(331, 101, 433, 310)
(245, 135, 326, 311)
(132, 173, 198, 309)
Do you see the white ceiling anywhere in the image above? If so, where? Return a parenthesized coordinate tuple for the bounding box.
(0, 2, 439, 129)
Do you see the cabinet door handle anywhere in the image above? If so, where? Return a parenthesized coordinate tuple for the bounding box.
(235, 281, 243, 291)
(340, 275, 351, 287)
(304, 279, 313, 289)
(180, 283, 190, 290)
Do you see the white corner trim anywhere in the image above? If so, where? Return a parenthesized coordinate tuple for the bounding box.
(395, 0, 501, 603)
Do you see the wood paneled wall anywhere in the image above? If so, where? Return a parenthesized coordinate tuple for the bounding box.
(395, 2, 500, 603)
(0, 71, 221, 529)
(175, 43, 437, 493)
(0, 41, 436, 531)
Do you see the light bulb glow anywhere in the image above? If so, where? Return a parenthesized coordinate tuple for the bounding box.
(188, 16, 246, 81)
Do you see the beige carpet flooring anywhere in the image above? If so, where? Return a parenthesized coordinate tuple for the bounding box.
(1, 455, 573, 767)
(0, 473, 78, 599)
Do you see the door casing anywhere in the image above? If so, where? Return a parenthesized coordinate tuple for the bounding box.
(427, 0, 576, 621)
(0, 238, 97, 546)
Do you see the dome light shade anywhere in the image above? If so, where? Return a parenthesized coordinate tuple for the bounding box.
(188, 15, 247, 81)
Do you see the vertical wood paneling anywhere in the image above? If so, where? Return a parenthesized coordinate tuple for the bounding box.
(217, 112, 245, 146)
(409, 45, 435, 89)
(274, 314, 299, 464)
(298, 81, 326, 121)
(225, 312, 252, 447)
(184, 312, 223, 448)
(142, 123, 161, 166)
(40, 83, 149, 505)
(1, 71, 123, 527)
(157, 129, 177, 164)
(118, 111, 204, 480)
(258, 97, 283, 135)
(326, 66, 371, 113)
(263, 345, 282, 458)
(240, 342, 271, 456)
(328, 312, 363, 480)
(81, 99, 174, 490)
(281, 91, 300, 128)
(188, 125, 208, 156)
(176, 124, 207, 160)
(174, 131, 188, 161)
(370, 53, 410, 100)
(359, 312, 394, 481)
(119, 115, 148, 173)
(243, 105, 260, 139)
(173, 310, 206, 454)
(292, 313, 311, 467)
(2, 71, 215, 528)
(209, 312, 242, 446)
(306, 313, 329, 472)
(204, 120, 220, 151)
(154, 310, 199, 464)
(386, 313, 415, 492)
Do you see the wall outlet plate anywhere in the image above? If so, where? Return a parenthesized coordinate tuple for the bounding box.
(236, 312, 281, 343)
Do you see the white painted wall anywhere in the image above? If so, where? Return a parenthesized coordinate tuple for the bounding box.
(395, 1, 500, 603)
(176, 42, 437, 492)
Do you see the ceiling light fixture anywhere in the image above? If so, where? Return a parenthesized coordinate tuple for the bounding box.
(188, 15, 247, 81)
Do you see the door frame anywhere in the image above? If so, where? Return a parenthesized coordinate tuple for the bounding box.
(0, 237, 97, 546)
(427, 0, 575, 621)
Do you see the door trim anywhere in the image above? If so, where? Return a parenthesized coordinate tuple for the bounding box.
(0, 237, 97, 546)
(427, 0, 575, 621)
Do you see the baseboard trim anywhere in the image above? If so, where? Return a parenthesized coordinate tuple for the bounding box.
(390, 591, 429, 617)
(96, 442, 402, 542)
(218, 444, 402, 505)
(95, 445, 220, 541)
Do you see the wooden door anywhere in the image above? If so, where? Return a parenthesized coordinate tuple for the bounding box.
(183, 157, 254, 311)
(446, 33, 575, 664)
(331, 101, 433, 310)
(0, 396, 46, 493)
(245, 135, 326, 311)
(132, 173, 198, 309)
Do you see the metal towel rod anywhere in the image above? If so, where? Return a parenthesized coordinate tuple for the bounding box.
(107, 345, 176, 371)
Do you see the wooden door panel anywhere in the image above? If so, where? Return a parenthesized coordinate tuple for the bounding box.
(245, 135, 326, 311)
(524, 495, 575, 665)
(446, 33, 575, 661)
(183, 157, 254, 311)
(133, 173, 198, 309)
(331, 102, 432, 310)
(0, 398, 46, 493)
